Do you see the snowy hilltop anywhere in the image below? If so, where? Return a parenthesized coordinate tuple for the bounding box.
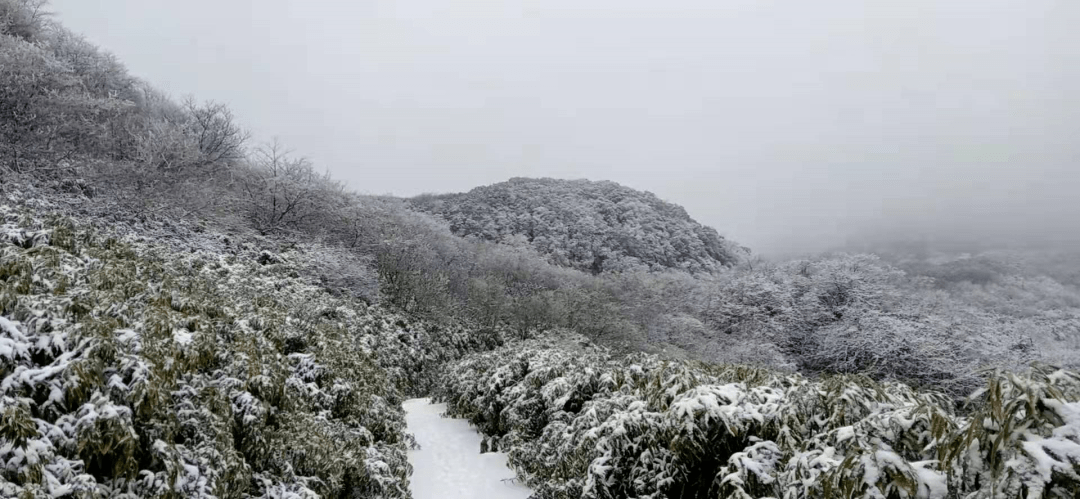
(411, 177, 747, 274)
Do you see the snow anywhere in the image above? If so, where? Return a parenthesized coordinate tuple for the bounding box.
(835, 425, 855, 442)
(172, 328, 194, 346)
(1016, 399, 1080, 489)
(911, 461, 948, 499)
(0, 316, 28, 360)
(403, 398, 533, 499)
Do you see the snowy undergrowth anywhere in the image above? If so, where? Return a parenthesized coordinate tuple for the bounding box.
(0, 203, 496, 498)
(436, 334, 1080, 499)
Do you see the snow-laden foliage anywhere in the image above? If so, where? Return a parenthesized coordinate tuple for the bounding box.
(688, 254, 1037, 395)
(437, 336, 1080, 499)
(1, 0, 247, 177)
(0, 204, 495, 497)
(886, 251, 1080, 371)
(411, 178, 746, 274)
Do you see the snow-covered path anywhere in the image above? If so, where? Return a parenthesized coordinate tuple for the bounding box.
(403, 398, 534, 499)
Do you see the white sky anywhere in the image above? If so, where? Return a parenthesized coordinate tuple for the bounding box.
(49, 0, 1080, 254)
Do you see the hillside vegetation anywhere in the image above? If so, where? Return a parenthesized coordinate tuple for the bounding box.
(0, 202, 500, 497)
(411, 178, 745, 274)
(3, 0, 1075, 382)
(2, 1, 1080, 497)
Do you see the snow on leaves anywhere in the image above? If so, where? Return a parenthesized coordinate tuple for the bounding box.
(438, 336, 1080, 499)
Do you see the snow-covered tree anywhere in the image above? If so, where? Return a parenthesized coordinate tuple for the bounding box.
(239, 140, 342, 235)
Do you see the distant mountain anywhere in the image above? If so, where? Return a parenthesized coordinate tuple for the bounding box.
(411, 178, 745, 274)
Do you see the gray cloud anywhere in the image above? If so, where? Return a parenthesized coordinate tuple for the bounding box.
(51, 0, 1080, 254)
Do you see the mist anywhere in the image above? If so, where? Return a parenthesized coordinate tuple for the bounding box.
(49, 0, 1080, 255)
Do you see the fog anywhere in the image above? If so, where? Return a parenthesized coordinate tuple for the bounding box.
(50, 0, 1080, 255)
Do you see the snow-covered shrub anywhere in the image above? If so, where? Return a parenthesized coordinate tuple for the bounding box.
(0, 203, 497, 497)
(438, 338, 1080, 499)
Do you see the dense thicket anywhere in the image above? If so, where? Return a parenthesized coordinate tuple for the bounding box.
(0, 202, 500, 497)
(411, 178, 746, 274)
(437, 336, 1080, 499)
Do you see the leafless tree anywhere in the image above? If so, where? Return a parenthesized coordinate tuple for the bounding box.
(240, 139, 338, 235)
(181, 97, 249, 169)
(0, 0, 50, 42)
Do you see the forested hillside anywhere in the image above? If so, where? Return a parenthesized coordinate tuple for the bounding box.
(411, 178, 746, 274)
(1, 0, 1079, 497)
(0, 203, 495, 497)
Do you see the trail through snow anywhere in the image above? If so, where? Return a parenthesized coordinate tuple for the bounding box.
(403, 398, 534, 499)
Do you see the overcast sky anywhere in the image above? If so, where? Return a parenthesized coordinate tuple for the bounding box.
(50, 0, 1079, 255)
